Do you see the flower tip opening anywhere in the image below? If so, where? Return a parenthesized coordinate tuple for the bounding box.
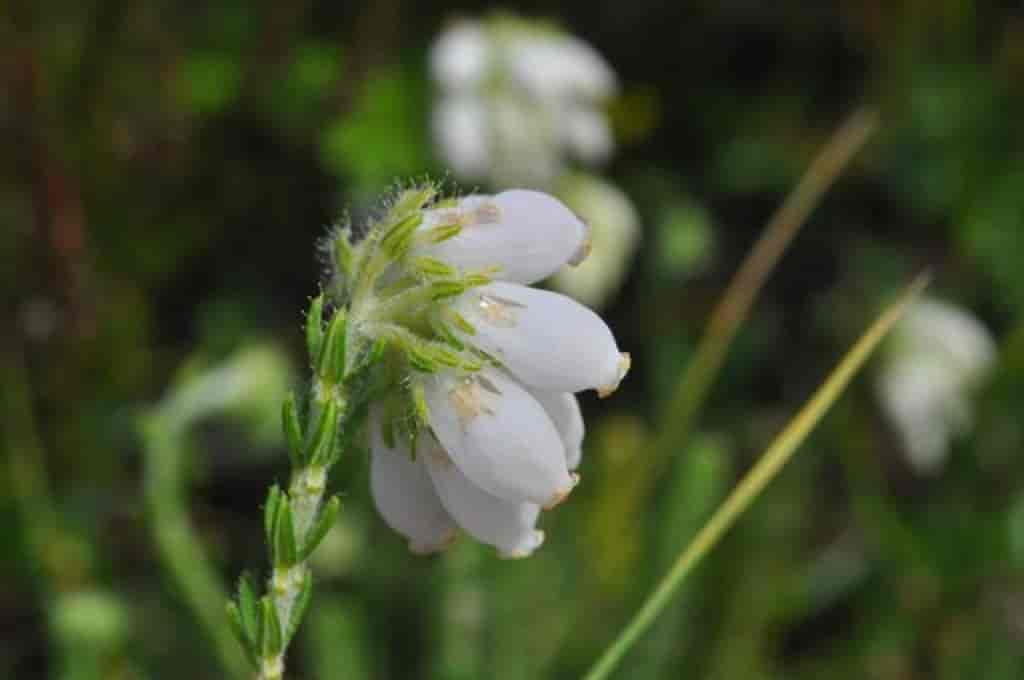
(543, 472, 581, 510)
(598, 352, 631, 398)
(567, 217, 593, 267)
(498, 529, 546, 559)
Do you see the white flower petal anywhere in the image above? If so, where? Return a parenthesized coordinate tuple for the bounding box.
(418, 190, 588, 284)
(526, 388, 584, 470)
(421, 437, 545, 558)
(430, 21, 489, 90)
(369, 408, 457, 554)
(454, 281, 629, 395)
(509, 36, 616, 101)
(561, 106, 614, 164)
(421, 366, 574, 506)
(433, 96, 491, 180)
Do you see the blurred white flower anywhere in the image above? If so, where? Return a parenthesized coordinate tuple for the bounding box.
(430, 15, 618, 187)
(876, 298, 996, 473)
(359, 187, 629, 557)
(549, 174, 640, 308)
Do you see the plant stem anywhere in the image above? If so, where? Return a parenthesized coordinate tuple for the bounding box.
(653, 109, 878, 464)
(583, 274, 927, 680)
(142, 415, 251, 679)
(257, 390, 345, 679)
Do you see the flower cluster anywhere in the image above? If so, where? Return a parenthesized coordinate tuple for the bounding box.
(326, 185, 629, 557)
(876, 297, 995, 473)
(430, 15, 617, 188)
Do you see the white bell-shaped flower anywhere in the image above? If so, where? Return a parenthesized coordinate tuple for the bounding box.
(369, 409, 457, 554)
(421, 366, 574, 506)
(453, 280, 629, 395)
(421, 437, 545, 558)
(418, 190, 588, 284)
(876, 297, 996, 474)
(508, 36, 616, 102)
(561, 106, 614, 165)
(433, 96, 491, 180)
(430, 21, 488, 91)
(526, 387, 585, 470)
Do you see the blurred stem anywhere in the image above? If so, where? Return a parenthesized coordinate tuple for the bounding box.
(3, 348, 114, 679)
(3, 349, 61, 578)
(584, 274, 928, 680)
(142, 414, 250, 679)
(653, 109, 878, 462)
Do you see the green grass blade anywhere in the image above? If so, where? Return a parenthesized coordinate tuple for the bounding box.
(583, 273, 929, 680)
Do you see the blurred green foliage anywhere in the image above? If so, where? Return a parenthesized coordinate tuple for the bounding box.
(2, 2, 1024, 679)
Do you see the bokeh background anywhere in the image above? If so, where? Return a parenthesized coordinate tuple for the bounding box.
(4, 1, 1024, 678)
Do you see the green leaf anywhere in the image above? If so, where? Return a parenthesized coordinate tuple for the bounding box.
(285, 571, 314, 644)
(308, 399, 340, 468)
(225, 601, 254, 663)
(259, 597, 283, 659)
(306, 294, 324, 363)
(273, 495, 298, 567)
(282, 394, 304, 467)
(299, 496, 341, 561)
(264, 485, 282, 551)
(317, 311, 347, 383)
(236, 574, 261, 649)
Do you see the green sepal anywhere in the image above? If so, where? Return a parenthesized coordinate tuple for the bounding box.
(430, 316, 465, 350)
(264, 485, 282, 550)
(413, 256, 456, 279)
(347, 339, 387, 383)
(462, 272, 493, 288)
(429, 345, 462, 367)
(236, 573, 261, 650)
(423, 222, 462, 244)
(405, 346, 438, 373)
(331, 227, 354, 280)
(381, 213, 424, 259)
(305, 294, 324, 363)
(412, 383, 430, 425)
(429, 280, 466, 301)
(285, 570, 314, 643)
(273, 495, 297, 567)
(282, 393, 304, 467)
(450, 311, 476, 335)
(316, 310, 347, 383)
(308, 398, 340, 468)
(225, 601, 256, 664)
(299, 495, 341, 561)
(259, 596, 283, 659)
(390, 185, 437, 217)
